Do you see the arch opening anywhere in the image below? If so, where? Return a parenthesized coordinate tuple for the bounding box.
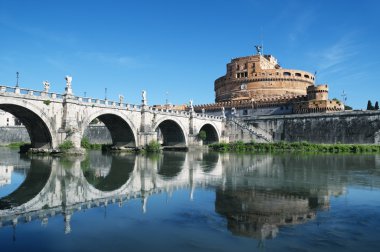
(0, 104, 52, 149)
(156, 120, 186, 148)
(86, 114, 136, 148)
(199, 124, 219, 145)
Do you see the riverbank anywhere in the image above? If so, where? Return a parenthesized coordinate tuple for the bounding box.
(208, 141, 380, 153)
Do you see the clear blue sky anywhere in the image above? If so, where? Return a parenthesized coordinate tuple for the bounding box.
(0, 0, 379, 108)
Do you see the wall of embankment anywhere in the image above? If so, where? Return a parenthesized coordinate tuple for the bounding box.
(247, 110, 380, 144)
(1, 111, 380, 145)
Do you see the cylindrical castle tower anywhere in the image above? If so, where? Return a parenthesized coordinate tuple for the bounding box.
(214, 54, 315, 102)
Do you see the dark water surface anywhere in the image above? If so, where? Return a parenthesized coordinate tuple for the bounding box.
(1, 147, 380, 252)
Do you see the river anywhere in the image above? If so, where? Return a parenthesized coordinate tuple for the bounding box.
(1, 147, 380, 252)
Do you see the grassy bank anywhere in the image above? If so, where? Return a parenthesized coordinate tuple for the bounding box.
(81, 138, 104, 150)
(208, 141, 380, 153)
(4, 142, 31, 149)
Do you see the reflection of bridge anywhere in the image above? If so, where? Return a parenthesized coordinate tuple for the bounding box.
(2, 152, 379, 240)
(0, 82, 226, 151)
(0, 152, 224, 233)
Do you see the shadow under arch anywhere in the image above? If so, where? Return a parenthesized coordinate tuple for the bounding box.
(0, 158, 52, 209)
(86, 113, 136, 147)
(0, 104, 53, 148)
(82, 154, 136, 191)
(157, 152, 186, 180)
(199, 123, 219, 145)
(155, 119, 186, 148)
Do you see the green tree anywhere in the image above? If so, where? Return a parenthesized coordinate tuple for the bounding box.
(344, 105, 352, 110)
(367, 100, 374, 110)
(198, 130, 207, 141)
(375, 101, 379, 110)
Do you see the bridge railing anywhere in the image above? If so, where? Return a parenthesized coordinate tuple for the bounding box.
(73, 95, 142, 111)
(0, 85, 64, 100)
(148, 107, 223, 120)
(1, 85, 222, 119)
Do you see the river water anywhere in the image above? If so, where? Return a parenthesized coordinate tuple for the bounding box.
(0, 147, 380, 252)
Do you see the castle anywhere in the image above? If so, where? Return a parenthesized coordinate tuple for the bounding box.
(194, 48, 344, 116)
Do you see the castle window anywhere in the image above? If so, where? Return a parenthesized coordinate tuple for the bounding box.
(304, 74, 310, 78)
(295, 73, 301, 77)
(243, 109, 248, 115)
(283, 72, 291, 76)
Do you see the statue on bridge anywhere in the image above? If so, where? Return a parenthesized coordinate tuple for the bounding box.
(65, 75, 73, 95)
(221, 107, 226, 118)
(142, 90, 147, 105)
(119, 94, 124, 104)
(189, 99, 194, 112)
(43, 81, 50, 93)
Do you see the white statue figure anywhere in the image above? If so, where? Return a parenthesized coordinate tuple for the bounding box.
(201, 108, 205, 115)
(119, 94, 124, 104)
(43, 80, 50, 92)
(65, 76, 72, 88)
(142, 90, 147, 105)
(222, 107, 226, 117)
(65, 75, 73, 95)
(189, 99, 194, 112)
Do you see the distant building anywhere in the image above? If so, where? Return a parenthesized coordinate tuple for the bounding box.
(0, 110, 21, 126)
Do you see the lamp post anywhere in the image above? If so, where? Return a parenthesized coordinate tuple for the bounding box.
(16, 72, 19, 87)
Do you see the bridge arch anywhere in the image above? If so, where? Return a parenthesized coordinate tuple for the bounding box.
(153, 117, 188, 147)
(198, 122, 220, 144)
(82, 110, 138, 147)
(0, 98, 56, 148)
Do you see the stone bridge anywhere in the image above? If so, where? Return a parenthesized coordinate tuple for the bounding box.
(0, 79, 227, 151)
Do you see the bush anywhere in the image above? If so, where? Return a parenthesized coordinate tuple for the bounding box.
(146, 140, 161, 152)
(81, 137, 91, 149)
(59, 140, 74, 151)
(7, 142, 30, 148)
(198, 130, 207, 141)
(208, 141, 380, 154)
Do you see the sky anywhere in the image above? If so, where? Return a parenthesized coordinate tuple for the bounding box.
(0, 0, 379, 109)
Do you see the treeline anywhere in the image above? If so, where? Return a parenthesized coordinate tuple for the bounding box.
(367, 100, 379, 110)
(209, 141, 380, 153)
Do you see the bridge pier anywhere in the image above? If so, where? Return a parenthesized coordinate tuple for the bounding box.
(61, 92, 84, 151)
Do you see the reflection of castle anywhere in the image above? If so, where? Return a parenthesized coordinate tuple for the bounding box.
(215, 189, 319, 240)
(194, 51, 344, 116)
(0, 165, 14, 186)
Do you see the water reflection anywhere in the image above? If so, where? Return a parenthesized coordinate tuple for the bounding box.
(82, 153, 136, 191)
(0, 150, 379, 242)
